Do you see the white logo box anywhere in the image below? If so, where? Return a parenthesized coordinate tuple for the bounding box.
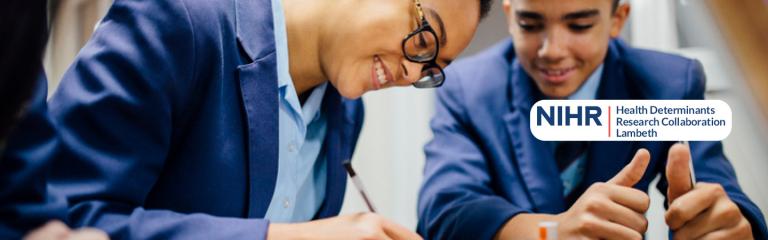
(530, 100, 732, 141)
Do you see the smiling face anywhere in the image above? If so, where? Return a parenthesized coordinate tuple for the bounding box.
(503, 0, 629, 98)
(319, 0, 481, 99)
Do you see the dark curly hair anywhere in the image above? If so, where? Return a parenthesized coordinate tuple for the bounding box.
(0, 0, 48, 142)
(479, 0, 493, 19)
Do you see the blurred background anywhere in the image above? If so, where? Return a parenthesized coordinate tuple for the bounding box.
(43, 0, 768, 239)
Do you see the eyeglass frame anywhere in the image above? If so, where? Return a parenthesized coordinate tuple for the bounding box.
(401, 0, 446, 88)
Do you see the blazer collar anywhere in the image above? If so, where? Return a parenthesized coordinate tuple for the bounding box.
(313, 86, 350, 218)
(236, 0, 276, 61)
(597, 39, 634, 100)
(582, 39, 638, 191)
(505, 58, 565, 213)
(235, 0, 354, 218)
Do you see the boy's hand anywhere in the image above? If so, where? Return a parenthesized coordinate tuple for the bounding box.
(665, 143, 753, 240)
(554, 149, 651, 240)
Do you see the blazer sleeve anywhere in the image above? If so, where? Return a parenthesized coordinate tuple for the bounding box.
(0, 75, 66, 238)
(655, 60, 767, 239)
(46, 1, 269, 239)
(417, 68, 528, 240)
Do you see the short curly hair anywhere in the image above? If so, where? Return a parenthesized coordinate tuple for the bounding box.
(479, 0, 493, 19)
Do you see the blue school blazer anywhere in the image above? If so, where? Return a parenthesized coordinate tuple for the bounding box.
(1, 76, 67, 239)
(417, 39, 767, 240)
(8, 0, 364, 239)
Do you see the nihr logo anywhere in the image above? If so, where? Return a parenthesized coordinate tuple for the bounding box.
(536, 106, 603, 126)
(531, 100, 732, 141)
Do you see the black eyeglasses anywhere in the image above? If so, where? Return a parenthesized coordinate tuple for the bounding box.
(402, 0, 445, 88)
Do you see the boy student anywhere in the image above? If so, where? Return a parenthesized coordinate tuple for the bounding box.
(3, 0, 492, 239)
(417, 0, 767, 239)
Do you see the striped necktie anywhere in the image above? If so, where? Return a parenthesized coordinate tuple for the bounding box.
(554, 141, 589, 171)
(554, 141, 589, 198)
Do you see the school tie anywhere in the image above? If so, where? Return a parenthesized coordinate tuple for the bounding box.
(554, 141, 589, 198)
(554, 141, 589, 171)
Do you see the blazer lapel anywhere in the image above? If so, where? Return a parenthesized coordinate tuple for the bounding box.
(235, 0, 275, 61)
(237, 58, 279, 218)
(582, 41, 638, 188)
(313, 87, 348, 218)
(235, 0, 280, 218)
(504, 59, 566, 213)
(234, 0, 355, 219)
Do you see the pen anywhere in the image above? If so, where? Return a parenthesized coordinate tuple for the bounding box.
(679, 141, 697, 187)
(343, 161, 377, 213)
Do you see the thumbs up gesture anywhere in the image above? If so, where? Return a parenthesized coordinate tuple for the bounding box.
(555, 149, 651, 240)
(664, 143, 753, 239)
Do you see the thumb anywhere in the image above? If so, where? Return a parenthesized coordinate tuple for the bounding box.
(608, 148, 651, 187)
(666, 143, 693, 204)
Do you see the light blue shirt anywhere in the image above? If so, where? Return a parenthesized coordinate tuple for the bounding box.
(556, 64, 603, 196)
(264, 0, 328, 223)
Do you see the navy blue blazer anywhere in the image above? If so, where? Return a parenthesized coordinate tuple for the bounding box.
(417, 39, 767, 240)
(1, 76, 67, 239)
(10, 0, 363, 239)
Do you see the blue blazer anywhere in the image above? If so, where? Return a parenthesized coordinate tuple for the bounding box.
(1, 76, 67, 239)
(10, 0, 364, 239)
(417, 39, 767, 240)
